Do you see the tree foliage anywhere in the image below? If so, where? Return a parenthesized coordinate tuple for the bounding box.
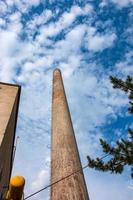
(87, 75, 133, 178)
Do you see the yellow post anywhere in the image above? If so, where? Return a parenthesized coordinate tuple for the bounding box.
(6, 176, 25, 200)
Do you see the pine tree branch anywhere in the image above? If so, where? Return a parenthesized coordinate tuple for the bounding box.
(110, 76, 133, 93)
(87, 75, 133, 178)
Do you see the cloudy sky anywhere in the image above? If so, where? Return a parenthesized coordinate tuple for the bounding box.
(0, 0, 133, 199)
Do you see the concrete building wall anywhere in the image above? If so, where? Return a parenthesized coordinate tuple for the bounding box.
(0, 83, 21, 198)
(51, 69, 89, 200)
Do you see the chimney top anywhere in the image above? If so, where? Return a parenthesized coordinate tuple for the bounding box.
(53, 68, 61, 75)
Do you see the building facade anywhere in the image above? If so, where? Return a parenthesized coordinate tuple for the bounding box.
(0, 83, 21, 199)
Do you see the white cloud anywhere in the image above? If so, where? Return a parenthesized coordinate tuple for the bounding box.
(27, 9, 52, 32)
(5, 0, 14, 6)
(99, 0, 108, 7)
(27, 0, 41, 6)
(31, 169, 49, 192)
(115, 51, 133, 76)
(0, 31, 20, 81)
(83, 4, 93, 13)
(0, 28, 38, 82)
(36, 5, 93, 44)
(0, 31, 18, 57)
(100, 0, 133, 7)
(52, 24, 86, 60)
(5, 0, 41, 14)
(85, 169, 133, 200)
(36, 6, 82, 43)
(0, 1, 7, 13)
(87, 32, 116, 52)
(111, 0, 133, 7)
(9, 12, 21, 22)
(0, 18, 6, 27)
(59, 5, 82, 26)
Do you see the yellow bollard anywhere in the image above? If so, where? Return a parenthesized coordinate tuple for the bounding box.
(6, 176, 25, 200)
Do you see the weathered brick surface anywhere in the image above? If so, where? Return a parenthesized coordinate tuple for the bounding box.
(51, 69, 89, 200)
(0, 83, 20, 197)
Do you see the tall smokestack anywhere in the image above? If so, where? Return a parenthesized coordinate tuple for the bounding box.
(51, 69, 89, 200)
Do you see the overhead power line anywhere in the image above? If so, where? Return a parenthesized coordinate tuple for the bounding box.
(24, 164, 88, 200)
(24, 153, 110, 200)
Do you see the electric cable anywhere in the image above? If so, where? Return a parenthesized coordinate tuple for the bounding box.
(24, 164, 88, 199)
(24, 153, 110, 199)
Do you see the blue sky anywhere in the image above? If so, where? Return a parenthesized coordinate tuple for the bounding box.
(0, 0, 133, 199)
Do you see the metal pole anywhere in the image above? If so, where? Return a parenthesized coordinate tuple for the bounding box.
(6, 176, 25, 200)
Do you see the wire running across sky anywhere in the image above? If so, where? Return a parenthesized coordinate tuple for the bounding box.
(24, 164, 88, 199)
(24, 153, 110, 199)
